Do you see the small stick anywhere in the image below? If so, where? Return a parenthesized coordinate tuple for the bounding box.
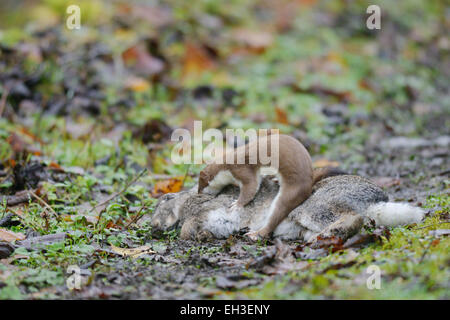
(181, 164, 191, 188)
(125, 204, 147, 229)
(7, 207, 41, 232)
(0, 87, 9, 118)
(29, 190, 61, 221)
(415, 220, 450, 230)
(93, 169, 147, 226)
(418, 239, 434, 264)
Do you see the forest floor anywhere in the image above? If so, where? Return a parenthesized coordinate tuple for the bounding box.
(0, 0, 448, 299)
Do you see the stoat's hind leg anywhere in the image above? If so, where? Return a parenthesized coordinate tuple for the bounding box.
(309, 212, 364, 247)
(230, 167, 260, 211)
(247, 182, 309, 240)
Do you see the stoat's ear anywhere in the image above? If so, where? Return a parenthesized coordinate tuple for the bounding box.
(200, 170, 209, 180)
(198, 170, 210, 193)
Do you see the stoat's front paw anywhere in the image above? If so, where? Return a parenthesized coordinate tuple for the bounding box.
(229, 200, 243, 212)
(245, 230, 264, 242)
(245, 229, 270, 242)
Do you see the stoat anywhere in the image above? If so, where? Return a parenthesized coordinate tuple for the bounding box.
(198, 133, 313, 241)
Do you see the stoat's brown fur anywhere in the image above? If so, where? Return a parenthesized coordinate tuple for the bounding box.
(198, 134, 313, 240)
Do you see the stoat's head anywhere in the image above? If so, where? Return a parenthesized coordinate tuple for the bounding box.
(198, 164, 222, 194)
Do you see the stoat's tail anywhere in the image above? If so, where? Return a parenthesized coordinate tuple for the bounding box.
(363, 202, 425, 227)
(312, 167, 347, 185)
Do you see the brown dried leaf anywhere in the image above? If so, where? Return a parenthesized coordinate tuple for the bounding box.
(275, 106, 289, 124)
(129, 4, 173, 28)
(311, 236, 344, 252)
(231, 29, 274, 53)
(153, 178, 183, 196)
(343, 233, 376, 249)
(0, 228, 26, 242)
(124, 76, 151, 92)
(7, 133, 41, 156)
(182, 43, 215, 77)
(7, 133, 27, 154)
(64, 120, 94, 139)
(48, 162, 64, 172)
(110, 243, 155, 258)
(122, 44, 164, 76)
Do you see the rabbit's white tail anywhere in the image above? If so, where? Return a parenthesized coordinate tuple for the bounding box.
(364, 202, 425, 227)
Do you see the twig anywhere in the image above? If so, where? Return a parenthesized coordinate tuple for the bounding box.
(93, 169, 147, 226)
(7, 207, 41, 232)
(0, 87, 9, 118)
(91, 169, 147, 213)
(29, 190, 61, 221)
(0, 189, 34, 206)
(148, 173, 181, 180)
(181, 164, 191, 188)
(125, 204, 147, 229)
(415, 220, 450, 230)
(16, 232, 67, 250)
(418, 239, 434, 264)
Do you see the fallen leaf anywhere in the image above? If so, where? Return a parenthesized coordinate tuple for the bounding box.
(247, 239, 308, 275)
(431, 239, 440, 246)
(275, 106, 289, 124)
(343, 233, 376, 249)
(48, 162, 64, 172)
(64, 214, 98, 225)
(122, 44, 164, 76)
(18, 127, 44, 144)
(182, 43, 215, 77)
(16, 233, 66, 250)
(7, 133, 26, 154)
(231, 29, 274, 53)
(125, 76, 151, 92)
(128, 4, 173, 28)
(0, 228, 26, 242)
(153, 177, 183, 196)
(0, 254, 28, 265)
(7, 133, 41, 157)
(268, 1, 302, 32)
(428, 229, 450, 237)
(110, 243, 155, 258)
(8, 205, 26, 218)
(215, 275, 259, 290)
(294, 246, 328, 260)
(64, 120, 94, 139)
(105, 220, 122, 229)
(311, 236, 344, 252)
(319, 260, 357, 274)
(371, 226, 391, 241)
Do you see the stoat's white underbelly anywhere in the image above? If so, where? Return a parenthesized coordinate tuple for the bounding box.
(202, 170, 241, 195)
(203, 167, 279, 196)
